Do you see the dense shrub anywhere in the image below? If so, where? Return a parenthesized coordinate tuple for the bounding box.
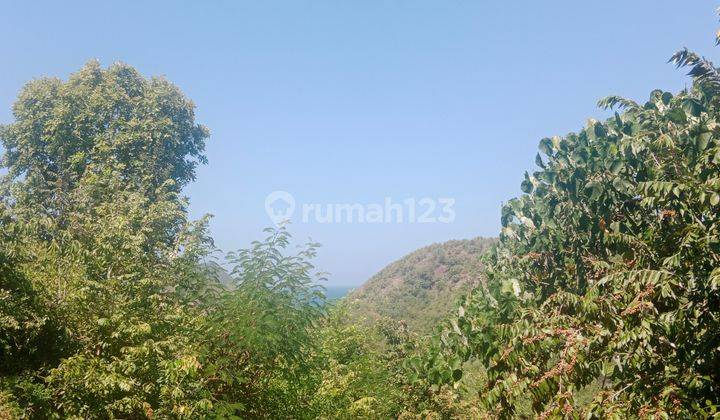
(412, 43, 720, 418)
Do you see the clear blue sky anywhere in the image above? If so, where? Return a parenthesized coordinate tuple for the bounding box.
(1, 1, 718, 286)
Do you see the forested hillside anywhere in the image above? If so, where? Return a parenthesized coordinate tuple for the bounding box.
(348, 237, 495, 333)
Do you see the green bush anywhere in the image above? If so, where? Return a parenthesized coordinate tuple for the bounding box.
(413, 42, 720, 418)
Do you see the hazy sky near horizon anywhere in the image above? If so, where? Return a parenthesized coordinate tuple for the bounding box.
(1, 1, 718, 286)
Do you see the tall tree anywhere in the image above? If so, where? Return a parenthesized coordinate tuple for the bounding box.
(0, 62, 216, 418)
(0, 61, 209, 227)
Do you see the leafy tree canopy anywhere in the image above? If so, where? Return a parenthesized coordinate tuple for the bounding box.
(0, 60, 209, 225)
(411, 38, 720, 419)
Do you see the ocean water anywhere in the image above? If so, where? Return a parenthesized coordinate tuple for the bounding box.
(324, 285, 355, 300)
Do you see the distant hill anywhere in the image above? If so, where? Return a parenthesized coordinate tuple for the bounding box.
(346, 237, 496, 334)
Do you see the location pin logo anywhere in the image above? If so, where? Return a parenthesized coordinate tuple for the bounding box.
(265, 191, 295, 226)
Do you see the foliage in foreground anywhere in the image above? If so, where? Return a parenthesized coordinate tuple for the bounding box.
(5, 19, 720, 420)
(0, 60, 447, 420)
(0, 62, 332, 419)
(411, 42, 720, 418)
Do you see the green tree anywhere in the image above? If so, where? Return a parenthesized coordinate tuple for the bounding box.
(202, 226, 328, 418)
(414, 39, 720, 418)
(0, 61, 345, 419)
(309, 305, 408, 419)
(0, 61, 218, 418)
(0, 61, 208, 223)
